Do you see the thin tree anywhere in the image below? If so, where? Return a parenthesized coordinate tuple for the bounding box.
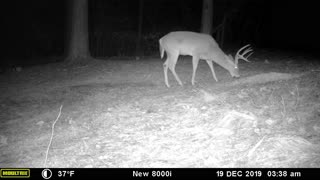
(201, 0, 213, 34)
(135, 0, 144, 60)
(65, 0, 91, 63)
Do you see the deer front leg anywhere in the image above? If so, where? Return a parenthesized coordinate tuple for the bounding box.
(163, 60, 170, 88)
(206, 60, 218, 82)
(168, 53, 183, 86)
(191, 56, 200, 85)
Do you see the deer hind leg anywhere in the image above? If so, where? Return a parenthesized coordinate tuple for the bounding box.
(191, 56, 200, 85)
(165, 52, 183, 87)
(205, 60, 218, 82)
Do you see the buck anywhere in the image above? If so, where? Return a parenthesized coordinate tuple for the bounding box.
(159, 31, 253, 87)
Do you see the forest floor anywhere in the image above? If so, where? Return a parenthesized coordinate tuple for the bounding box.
(1, 49, 320, 168)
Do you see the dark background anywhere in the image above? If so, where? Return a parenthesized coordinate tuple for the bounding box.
(1, 0, 320, 66)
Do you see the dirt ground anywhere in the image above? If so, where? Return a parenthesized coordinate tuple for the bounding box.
(0, 50, 320, 168)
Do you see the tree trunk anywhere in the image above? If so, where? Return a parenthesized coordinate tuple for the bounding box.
(65, 0, 90, 63)
(201, 0, 213, 34)
(220, 13, 227, 48)
(135, 0, 144, 60)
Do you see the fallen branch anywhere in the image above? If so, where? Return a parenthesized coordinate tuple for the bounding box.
(44, 105, 63, 168)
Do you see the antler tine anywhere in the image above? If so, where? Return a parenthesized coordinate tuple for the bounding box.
(235, 44, 253, 65)
(236, 44, 251, 55)
(241, 48, 253, 62)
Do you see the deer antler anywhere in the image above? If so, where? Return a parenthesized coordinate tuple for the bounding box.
(235, 44, 253, 66)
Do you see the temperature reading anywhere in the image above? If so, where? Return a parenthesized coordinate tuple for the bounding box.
(58, 170, 75, 177)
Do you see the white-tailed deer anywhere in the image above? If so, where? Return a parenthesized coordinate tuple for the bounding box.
(159, 31, 253, 87)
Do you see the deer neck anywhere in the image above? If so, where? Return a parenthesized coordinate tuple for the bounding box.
(209, 50, 234, 72)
